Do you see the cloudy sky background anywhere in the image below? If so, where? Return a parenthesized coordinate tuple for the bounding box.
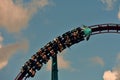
(0, 0, 120, 80)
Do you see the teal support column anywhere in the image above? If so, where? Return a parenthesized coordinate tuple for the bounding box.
(51, 54, 58, 80)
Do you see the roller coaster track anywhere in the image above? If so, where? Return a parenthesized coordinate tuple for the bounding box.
(15, 23, 120, 80)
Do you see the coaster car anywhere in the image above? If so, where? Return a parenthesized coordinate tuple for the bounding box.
(81, 25, 92, 41)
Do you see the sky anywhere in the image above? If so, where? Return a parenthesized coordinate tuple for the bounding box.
(0, 0, 120, 80)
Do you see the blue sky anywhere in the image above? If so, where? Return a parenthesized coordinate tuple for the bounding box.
(0, 0, 120, 80)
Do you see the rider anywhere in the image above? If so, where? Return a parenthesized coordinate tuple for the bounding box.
(82, 25, 92, 41)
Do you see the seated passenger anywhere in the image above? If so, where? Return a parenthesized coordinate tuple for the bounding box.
(54, 37, 64, 52)
(28, 68, 36, 77)
(35, 61, 42, 70)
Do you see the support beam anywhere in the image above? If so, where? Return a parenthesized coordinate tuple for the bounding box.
(51, 54, 58, 80)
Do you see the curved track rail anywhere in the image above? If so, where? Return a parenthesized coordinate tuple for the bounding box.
(15, 23, 120, 80)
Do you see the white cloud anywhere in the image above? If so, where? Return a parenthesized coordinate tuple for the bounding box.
(0, 34, 3, 43)
(0, 40, 29, 70)
(0, 61, 8, 70)
(103, 53, 120, 80)
(114, 66, 120, 80)
(103, 68, 120, 80)
(103, 70, 117, 80)
(46, 54, 71, 71)
(0, 0, 50, 33)
(0, 34, 3, 48)
(91, 56, 105, 67)
(100, 0, 117, 10)
(118, 7, 120, 20)
(0, 0, 51, 70)
(117, 53, 120, 61)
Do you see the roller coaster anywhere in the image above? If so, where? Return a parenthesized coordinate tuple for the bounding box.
(15, 23, 120, 80)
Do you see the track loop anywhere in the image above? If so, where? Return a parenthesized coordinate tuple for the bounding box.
(15, 23, 120, 80)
